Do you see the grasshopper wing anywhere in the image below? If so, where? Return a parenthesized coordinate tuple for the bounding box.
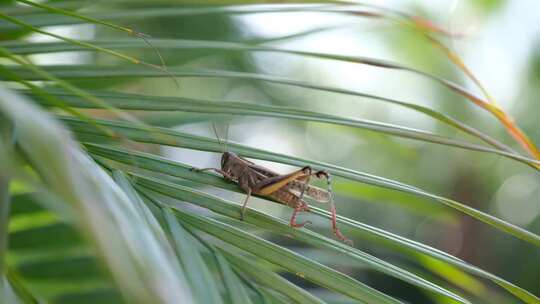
(244, 159, 330, 203)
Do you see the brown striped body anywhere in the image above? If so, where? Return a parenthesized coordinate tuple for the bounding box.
(196, 151, 351, 244)
(219, 152, 329, 206)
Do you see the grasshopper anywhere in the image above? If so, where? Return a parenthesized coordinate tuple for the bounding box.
(192, 127, 351, 244)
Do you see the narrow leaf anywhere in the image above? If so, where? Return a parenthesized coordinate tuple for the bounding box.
(214, 252, 255, 304)
(23, 89, 538, 167)
(0, 86, 194, 303)
(162, 208, 224, 304)
(219, 249, 326, 304)
(149, 194, 402, 304)
(61, 116, 540, 247)
(5, 64, 530, 162)
(85, 144, 540, 303)
(133, 175, 470, 304)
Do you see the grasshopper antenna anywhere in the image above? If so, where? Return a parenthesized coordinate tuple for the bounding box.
(135, 31, 180, 88)
(136, 32, 166, 70)
(212, 123, 224, 153)
(224, 123, 230, 153)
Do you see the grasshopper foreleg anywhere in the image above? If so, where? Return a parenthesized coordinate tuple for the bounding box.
(296, 166, 314, 201)
(190, 167, 234, 181)
(240, 188, 251, 221)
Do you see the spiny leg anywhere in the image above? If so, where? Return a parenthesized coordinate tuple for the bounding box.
(289, 206, 311, 228)
(297, 168, 311, 201)
(330, 204, 352, 245)
(240, 188, 251, 221)
(283, 168, 346, 236)
(289, 168, 312, 228)
(190, 167, 234, 180)
(249, 166, 315, 228)
(190, 167, 222, 174)
(315, 171, 353, 245)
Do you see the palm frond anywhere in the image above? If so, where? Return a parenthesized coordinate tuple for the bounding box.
(1, 1, 539, 303)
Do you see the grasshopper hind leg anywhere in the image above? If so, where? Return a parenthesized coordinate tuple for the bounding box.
(330, 204, 353, 245)
(289, 205, 312, 228)
(315, 171, 353, 245)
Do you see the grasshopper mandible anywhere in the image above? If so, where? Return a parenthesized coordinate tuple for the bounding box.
(191, 126, 351, 244)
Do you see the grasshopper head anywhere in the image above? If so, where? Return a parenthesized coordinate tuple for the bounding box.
(301, 166, 312, 175)
(221, 151, 236, 171)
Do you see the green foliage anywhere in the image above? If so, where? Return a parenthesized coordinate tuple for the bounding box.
(0, 1, 539, 304)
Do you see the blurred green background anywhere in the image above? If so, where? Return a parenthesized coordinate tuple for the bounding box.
(2, 0, 540, 303)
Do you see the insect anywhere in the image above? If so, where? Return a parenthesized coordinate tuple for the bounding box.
(191, 126, 351, 245)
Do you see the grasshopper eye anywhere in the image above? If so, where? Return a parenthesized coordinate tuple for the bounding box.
(221, 152, 231, 168)
(315, 171, 328, 179)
